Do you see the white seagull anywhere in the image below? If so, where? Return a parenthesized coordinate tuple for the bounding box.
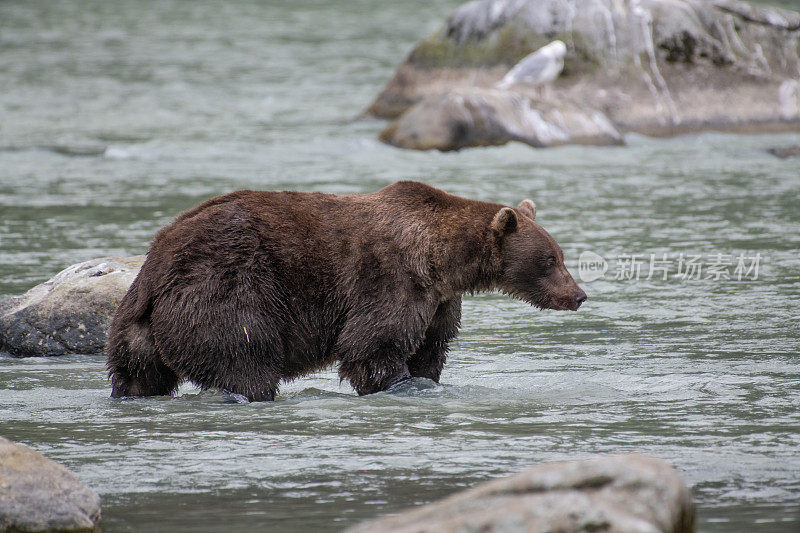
(495, 40, 567, 97)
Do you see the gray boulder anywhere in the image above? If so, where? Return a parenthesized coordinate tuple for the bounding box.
(0, 256, 143, 357)
(348, 454, 694, 533)
(0, 436, 101, 532)
(380, 88, 624, 150)
(767, 144, 800, 158)
(368, 0, 800, 151)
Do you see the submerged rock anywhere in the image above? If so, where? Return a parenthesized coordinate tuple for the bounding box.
(767, 144, 800, 158)
(368, 0, 800, 151)
(0, 256, 143, 357)
(43, 145, 107, 157)
(348, 454, 694, 533)
(0, 436, 101, 532)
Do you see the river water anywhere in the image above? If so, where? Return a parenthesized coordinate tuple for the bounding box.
(1, 1, 799, 531)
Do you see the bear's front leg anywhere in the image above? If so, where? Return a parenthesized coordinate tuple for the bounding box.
(339, 357, 412, 396)
(336, 298, 437, 396)
(407, 298, 462, 382)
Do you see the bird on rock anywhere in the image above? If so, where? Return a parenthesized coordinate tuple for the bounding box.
(495, 40, 567, 98)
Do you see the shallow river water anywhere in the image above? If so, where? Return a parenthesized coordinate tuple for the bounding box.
(1, 1, 799, 531)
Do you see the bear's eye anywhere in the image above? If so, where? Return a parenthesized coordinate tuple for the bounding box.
(545, 255, 557, 269)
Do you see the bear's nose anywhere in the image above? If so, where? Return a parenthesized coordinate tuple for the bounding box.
(573, 290, 587, 310)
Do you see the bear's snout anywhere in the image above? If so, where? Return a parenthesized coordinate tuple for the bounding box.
(573, 289, 587, 311)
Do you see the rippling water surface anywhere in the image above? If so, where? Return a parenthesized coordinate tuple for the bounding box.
(1, 1, 799, 531)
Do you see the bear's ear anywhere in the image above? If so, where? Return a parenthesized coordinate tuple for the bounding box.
(491, 207, 518, 236)
(517, 199, 536, 221)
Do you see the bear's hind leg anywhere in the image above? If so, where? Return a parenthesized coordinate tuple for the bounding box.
(186, 353, 280, 402)
(107, 324, 181, 398)
(152, 289, 283, 402)
(110, 359, 181, 398)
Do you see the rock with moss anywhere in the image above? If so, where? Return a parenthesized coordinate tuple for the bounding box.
(0, 436, 101, 532)
(0, 256, 143, 357)
(347, 454, 694, 533)
(368, 0, 800, 151)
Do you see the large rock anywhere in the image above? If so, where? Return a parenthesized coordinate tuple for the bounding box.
(0, 436, 101, 532)
(380, 88, 624, 150)
(0, 256, 143, 357)
(348, 454, 695, 533)
(368, 0, 800, 150)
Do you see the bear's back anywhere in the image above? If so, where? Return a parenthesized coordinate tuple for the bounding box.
(145, 182, 494, 293)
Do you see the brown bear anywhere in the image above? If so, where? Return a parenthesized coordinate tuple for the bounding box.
(106, 181, 586, 401)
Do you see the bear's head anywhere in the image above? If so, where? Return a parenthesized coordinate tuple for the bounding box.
(492, 200, 587, 311)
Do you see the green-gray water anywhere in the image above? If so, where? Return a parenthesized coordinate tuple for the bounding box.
(1, 1, 799, 531)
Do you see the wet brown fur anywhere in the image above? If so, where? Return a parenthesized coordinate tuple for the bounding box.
(106, 181, 584, 401)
